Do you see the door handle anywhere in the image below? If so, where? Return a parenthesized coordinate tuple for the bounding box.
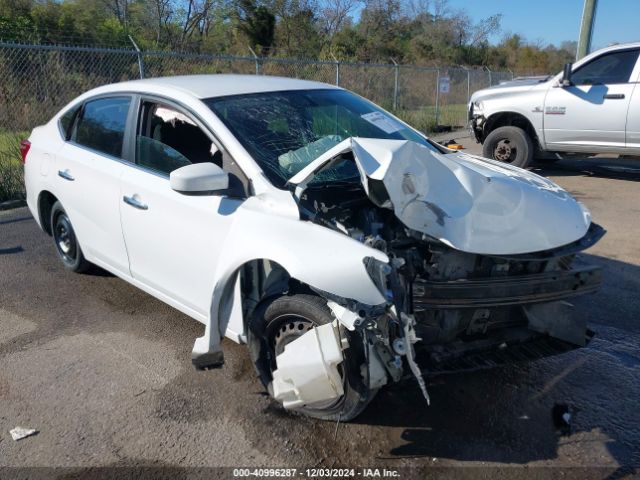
(58, 170, 75, 181)
(123, 195, 148, 210)
(604, 93, 625, 99)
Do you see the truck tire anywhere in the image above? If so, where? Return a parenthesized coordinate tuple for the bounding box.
(247, 294, 376, 421)
(483, 126, 534, 168)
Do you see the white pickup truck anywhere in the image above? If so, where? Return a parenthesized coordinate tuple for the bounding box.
(469, 42, 640, 167)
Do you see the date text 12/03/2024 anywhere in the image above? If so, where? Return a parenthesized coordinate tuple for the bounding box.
(232, 468, 401, 477)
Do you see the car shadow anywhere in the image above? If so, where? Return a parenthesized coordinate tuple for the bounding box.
(351, 254, 640, 470)
(533, 156, 640, 182)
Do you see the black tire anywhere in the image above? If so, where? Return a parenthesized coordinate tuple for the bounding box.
(50, 201, 91, 273)
(483, 126, 534, 168)
(248, 294, 375, 421)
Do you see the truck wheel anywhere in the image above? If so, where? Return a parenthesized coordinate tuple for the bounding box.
(247, 294, 376, 421)
(483, 126, 534, 168)
(50, 201, 91, 273)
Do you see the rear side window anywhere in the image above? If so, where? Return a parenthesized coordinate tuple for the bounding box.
(59, 104, 81, 140)
(74, 97, 131, 158)
(572, 49, 639, 85)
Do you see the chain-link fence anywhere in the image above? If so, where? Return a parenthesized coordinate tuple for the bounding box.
(0, 41, 513, 201)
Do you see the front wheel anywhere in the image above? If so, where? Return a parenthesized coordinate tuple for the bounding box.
(50, 201, 91, 273)
(247, 294, 376, 421)
(483, 126, 534, 168)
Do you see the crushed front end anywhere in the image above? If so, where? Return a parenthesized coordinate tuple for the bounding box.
(291, 138, 605, 400)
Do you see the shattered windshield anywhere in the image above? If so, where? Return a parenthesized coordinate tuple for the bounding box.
(205, 89, 438, 188)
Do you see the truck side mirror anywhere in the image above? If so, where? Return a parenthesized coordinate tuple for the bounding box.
(561, 63, 573, 86)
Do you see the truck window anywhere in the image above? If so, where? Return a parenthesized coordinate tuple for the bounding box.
(572, 49, 639, 85)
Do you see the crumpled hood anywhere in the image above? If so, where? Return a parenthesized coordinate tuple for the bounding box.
(289, 138, 592, 255)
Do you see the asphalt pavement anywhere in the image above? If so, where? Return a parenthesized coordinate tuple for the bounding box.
(1, 138, 639, 478)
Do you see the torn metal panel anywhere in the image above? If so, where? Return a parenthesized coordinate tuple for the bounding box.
(327, 300, 361, 330)
(271, 322, 347, 409)
(290, 138, 592, 255)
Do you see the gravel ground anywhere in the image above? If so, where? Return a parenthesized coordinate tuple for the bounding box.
(1, 137, 639, 479)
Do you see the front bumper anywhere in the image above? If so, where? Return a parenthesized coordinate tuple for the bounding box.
(412, 264, 601, 309)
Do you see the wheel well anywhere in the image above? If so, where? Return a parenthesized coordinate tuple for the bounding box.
(37, 191, 58, 236)
(484, 112, 540, 149)
(237, 259, 313, 332)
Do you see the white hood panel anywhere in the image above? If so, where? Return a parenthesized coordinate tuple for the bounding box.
(294, 138, 592, 255)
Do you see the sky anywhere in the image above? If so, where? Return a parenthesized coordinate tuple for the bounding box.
(444, 0, 640, 50)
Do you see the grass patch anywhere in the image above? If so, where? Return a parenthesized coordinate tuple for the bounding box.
(395, 103, 467, 134)
(0, 131, 27, 203)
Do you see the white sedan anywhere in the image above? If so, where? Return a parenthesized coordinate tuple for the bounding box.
(23, 75, 604, 420)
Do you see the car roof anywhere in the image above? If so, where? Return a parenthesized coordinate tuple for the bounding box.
(109, 74, 341, 99)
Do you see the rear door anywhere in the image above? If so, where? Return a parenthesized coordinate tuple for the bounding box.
(119, 98, 242, 318)
(55, 95, 133, 275)
(543, 47, 639, 151)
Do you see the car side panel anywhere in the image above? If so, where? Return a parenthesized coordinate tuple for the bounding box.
(119, 166, 237, 317)
(53, 142, 130, 275)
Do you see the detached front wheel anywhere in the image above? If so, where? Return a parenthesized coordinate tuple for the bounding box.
(247, 294, 375, 421)
(483, 126, 534, 168)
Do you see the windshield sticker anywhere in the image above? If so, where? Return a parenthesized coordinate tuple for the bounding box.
(361, 111, 403, 134)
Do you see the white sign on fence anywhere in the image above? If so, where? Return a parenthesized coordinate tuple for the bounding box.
(439, 76, 450, 94)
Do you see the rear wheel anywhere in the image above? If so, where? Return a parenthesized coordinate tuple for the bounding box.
(248, 294, 375, 421)
(483, 126, 534, 168)
(50, 201, 91, 273)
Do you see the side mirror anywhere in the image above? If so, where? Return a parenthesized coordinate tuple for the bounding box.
(561, 62, 573, 86)
(170, 162, 229, 194)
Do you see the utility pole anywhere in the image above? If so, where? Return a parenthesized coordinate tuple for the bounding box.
(577, 0, 598, 60)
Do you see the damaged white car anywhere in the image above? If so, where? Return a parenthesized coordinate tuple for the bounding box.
(23, 75, 604, 421)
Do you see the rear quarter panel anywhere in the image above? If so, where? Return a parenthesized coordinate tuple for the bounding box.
(25, 124, 61, 229)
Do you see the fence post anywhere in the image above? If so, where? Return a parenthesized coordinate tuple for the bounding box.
(460, 65, 470, 104)
(508, 69, 514, 80)
(435, 67, 440, 126)
(248, 46, 260, 75)
(390, 57, 399, 110)
(331, 53, 340, 86)
(484, 65, 492, 87)
(128, 35, 144, 79)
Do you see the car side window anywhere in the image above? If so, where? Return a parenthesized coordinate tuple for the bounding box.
(136, 101, 222, 175)
(59, 104, 81, 140)
(74, 97, 131, 158)
(572, 49, 639, 85)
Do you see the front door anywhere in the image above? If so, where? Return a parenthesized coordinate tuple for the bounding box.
(543, 47, 639, 151)
(119, 100, 241, 318)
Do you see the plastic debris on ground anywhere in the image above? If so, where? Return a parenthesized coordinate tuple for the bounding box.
(10, 426, 38, 441)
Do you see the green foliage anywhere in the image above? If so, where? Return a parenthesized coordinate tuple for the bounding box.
(0, 132, 26, 202)
(0, 0, 574, 73)
(238, 0, 276, 54)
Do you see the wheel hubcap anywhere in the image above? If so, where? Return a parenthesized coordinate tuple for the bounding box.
(58, 225, 71, 254)
(494, 139, 516, 162)
(54, 214, 77, 263)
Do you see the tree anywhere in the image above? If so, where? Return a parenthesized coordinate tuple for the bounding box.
(238, 0, 275, 53)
